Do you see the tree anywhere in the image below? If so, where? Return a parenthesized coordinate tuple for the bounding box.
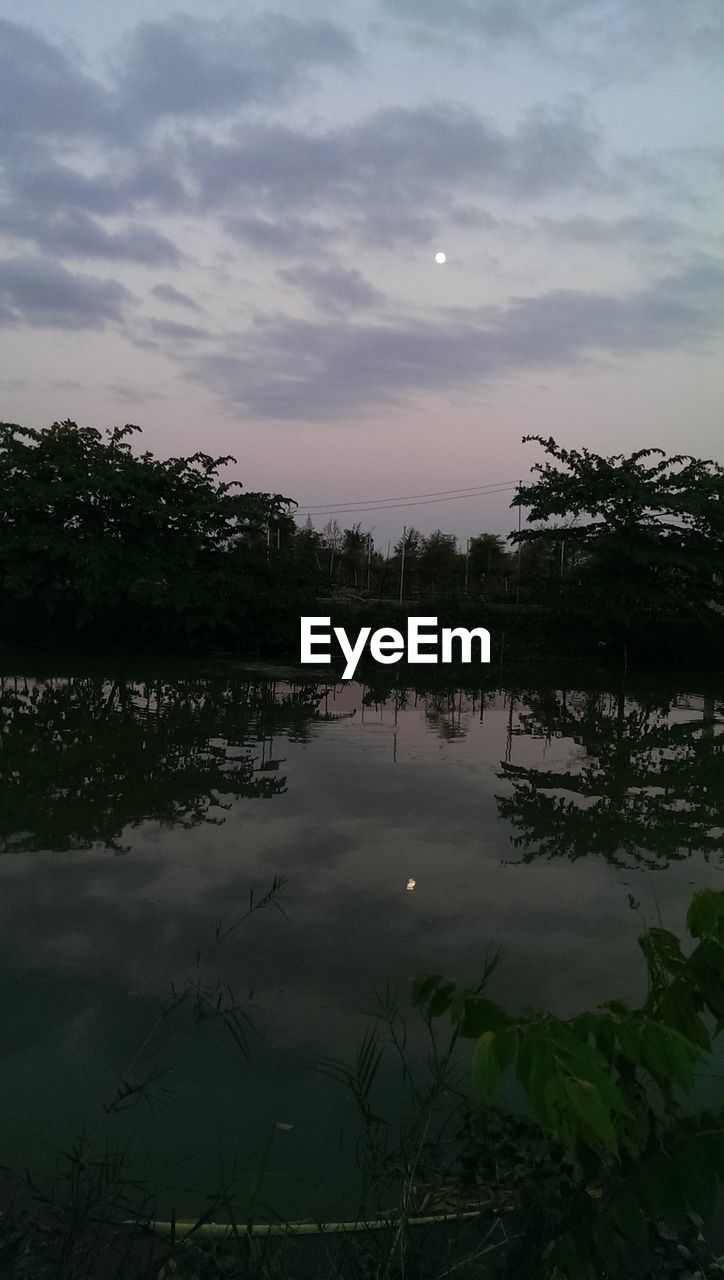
(319, 519, 343, 580)
(418, 529, 459, 592)
(0, 420, 307, 646)
(393, 527, 423, 559)
(295, 515, 323, 573)
(511, 436, 724, 643)
(340, 523, 371, 589)
(392, 527, 423, 596)
(467, 533, 510, 588)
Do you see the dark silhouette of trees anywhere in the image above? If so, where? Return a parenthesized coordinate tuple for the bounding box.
(418, 529, 458, 592)
(468, 533, 510, 588)
(5, 422, 722, 662)
(511, 437, 724, 642)
(0, 420, 317, 647)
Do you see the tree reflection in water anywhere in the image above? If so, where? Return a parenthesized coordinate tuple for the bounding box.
(0, 674, 326, 854)
(3, 670, 722, 871)
(496, 687, 724, 869)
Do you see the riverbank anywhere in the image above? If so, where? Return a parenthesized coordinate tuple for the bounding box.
(5, 590, 723, 683)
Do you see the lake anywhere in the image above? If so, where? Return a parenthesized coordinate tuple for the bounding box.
(1, 660, 722, 1222)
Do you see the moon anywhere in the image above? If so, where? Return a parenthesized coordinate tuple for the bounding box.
(434, 251, 447, 264)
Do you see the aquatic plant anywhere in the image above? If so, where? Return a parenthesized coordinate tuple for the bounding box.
(413, 887, 724, 1277)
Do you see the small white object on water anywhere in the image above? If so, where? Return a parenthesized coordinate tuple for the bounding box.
(434, 251, 447, 264)
(406, 878, 416, 891)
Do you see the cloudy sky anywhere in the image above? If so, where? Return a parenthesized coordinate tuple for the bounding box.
(1, 0, 722, 542)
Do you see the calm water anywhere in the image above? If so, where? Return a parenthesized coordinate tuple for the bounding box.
(1, 662, 722, 1218)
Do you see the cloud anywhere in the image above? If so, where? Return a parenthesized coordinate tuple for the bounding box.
(108, 382, 165, 403)
(0, 19, 115, 153)
(151, 283, 201, 310)
(382, 0, 724, 79)
(225, 215, 334, 257)
(0, 258, 130, 329)
(187, 258, 724, 420)
(9, 156, 187, 217)
(36, 97, 586, 258)
(186, 99, 606, 231)
(0, 14, 364, 282)
(148, 318, 208, 342)
(113, 12, 358, 124)
(535, 212, 686, 248)
(0, 205, 180, 265)
(0, 12, 358, 154)
(277, 263, 386, 312)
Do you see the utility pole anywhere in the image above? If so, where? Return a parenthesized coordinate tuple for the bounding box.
(399, 526, 406, 604)
(366, 533, 372, 591)
(464, 537, 470, 594)
(515, 483, 522, 605)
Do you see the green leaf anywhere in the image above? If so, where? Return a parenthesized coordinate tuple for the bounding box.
(562, 1076, 619, 1160)
(677, 1138, 719, 1221)
(656, 984, 711, 1051)
(472, 1031, 501, 1097)
(634, 1153, 687, 1225)
(687, 940, 724, 1021)
(493, 1024, 517, 1072)
(613, 1014, 643, 1065)
(687, 890, 724, 942)
(428, 982, 457, 1018)
(592, 1015, 616, 1064)
(592, 1216, 625, 1274)
(527, 1041, 556, 1129)
(411, 974, 442, 1006)
(457, 996, 508, 1038)
(640, 927, 687, 982)
(609, 1188, 649, 1247)
(640, 1021, 698, 1093)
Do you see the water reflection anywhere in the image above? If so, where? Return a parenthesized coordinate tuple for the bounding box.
(0, 663, 722, 1213)
(0, 673, 325, 854)
(497, 687, 724, 869)
(2, 670, 720, 872)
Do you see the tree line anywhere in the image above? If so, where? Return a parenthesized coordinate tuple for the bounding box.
(1, 420, 722, 660)
(298, 517, 577, 597)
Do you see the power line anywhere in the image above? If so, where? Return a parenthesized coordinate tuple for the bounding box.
(297, 481, 518, 518)
(299, 479, 519, 510)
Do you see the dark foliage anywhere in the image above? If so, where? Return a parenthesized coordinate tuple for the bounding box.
(0, 421, 320, 650)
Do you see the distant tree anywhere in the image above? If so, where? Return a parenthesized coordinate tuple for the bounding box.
(340, 523, 370, 589)
(468, 533, 510, 588)
(320, 519, 343, 552)
(393, 527, 423, 558)
(518, 525, 560, 586)
(320, 519, 343, 580)
(419, 529, 459, 592)
(392, 526, 424, 596)
(295, 515, 322, 573)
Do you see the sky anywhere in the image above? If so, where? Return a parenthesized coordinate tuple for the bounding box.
(1, 0, 722, 545)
